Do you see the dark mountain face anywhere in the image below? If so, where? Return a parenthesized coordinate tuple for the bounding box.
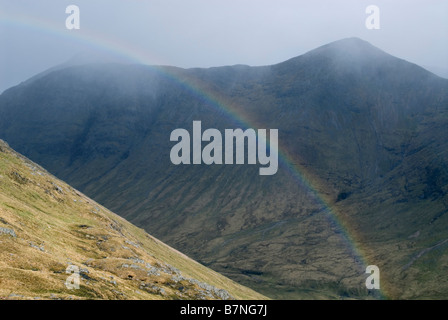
(1, 38, 447, 299)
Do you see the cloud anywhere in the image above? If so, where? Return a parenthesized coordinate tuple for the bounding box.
(0, 0, 447, 92)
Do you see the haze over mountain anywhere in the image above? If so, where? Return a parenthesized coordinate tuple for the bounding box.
(0, 38, 447, 299)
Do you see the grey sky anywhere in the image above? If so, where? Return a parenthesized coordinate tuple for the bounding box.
(0, 0, 447, 93)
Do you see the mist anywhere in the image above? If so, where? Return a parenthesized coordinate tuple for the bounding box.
(0, 0, 447, 93)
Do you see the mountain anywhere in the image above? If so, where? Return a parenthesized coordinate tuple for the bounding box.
(0, 140, 265, 300)
(0, 37, 447, 299)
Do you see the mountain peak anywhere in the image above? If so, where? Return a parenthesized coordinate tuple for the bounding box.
(326, 37, 373, 47)
(273, 37, 435, 81)
(304, 37, 392, 63)
(274, 37, 393, 72)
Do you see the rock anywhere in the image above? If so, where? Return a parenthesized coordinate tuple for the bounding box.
(0, 227, 16, 238)
(91, 206, 101, 214)
(167, 265, 181, 275)
(124, 240, 140, 248)
(128, 257, 145, 264)
(214, 288, 232, 300)
(121, 263, 146, 271)
(171, 275, 186, 283)
(10, 171, 28, 184)
(139, 283, 165, 296)
(146, 267, 160, 276)
(52, 183, 64, 194)
(80, 268, 89, 274)
(83, 258, 94, 266)
(112, 289, 125, 296)
(109, 221, 122, 233)
(188, 279, 234, 300)
(50, 293, 61, 300)
(29, 241, 45, 252)
(78, 268, 93, 281)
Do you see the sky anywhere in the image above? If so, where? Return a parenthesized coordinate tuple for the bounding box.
(0, 0, 447, 93)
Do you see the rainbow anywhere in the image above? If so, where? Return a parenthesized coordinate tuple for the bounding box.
(0, 11, 388, 299)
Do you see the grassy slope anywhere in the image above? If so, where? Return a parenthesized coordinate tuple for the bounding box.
(0, 140, 266, 300)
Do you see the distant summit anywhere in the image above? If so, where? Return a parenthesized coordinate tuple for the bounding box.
(272, 37, 434, 86)
(310, 37, 385, 55)
(278, 37, 389, 64)
(17, 49, 136, 90)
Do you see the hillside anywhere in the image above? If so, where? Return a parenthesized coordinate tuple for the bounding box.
(0, 140, 265, 300)
(0, 38, 447, 299)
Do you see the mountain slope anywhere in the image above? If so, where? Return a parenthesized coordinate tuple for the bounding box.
(0, 38, 447, 299)
(0, 140, 265, 300)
